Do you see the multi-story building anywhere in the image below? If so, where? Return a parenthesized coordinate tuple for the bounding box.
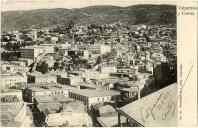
(1, 89, 33, 127)
(33, 101, 93, 127)
(61, 75, 83, 86)
(151, 52, 167, 62)
(21, 45, 54, 61)
(23, 29, 37, 41)
(0, 72, 27, 88)
(24, 83, 75, 102)
(18, 58, 34, 66)
(21, 47, 42, 60)
(11, 61, 26, 67)
(1, 89, 23, 101)
(27, 72, 57, 83)
(59, 48, 89, 59)
(98, 65, 117, 74)
(0, 63, 28, 73)
(88, 44, 111, 55)
(69, 89, 120, 109)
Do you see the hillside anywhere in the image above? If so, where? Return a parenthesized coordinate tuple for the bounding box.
(1, 4, 176, 32)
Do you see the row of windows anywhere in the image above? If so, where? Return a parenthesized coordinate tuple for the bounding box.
(36, 78, 56, 82)
(69, 93, 88, 102)
(69, 93, 112, 102)
(3, 79, 25, 83)
(4, 79, 17, 82)
(51, 90, 64, 95)
(97, 96, 111, 101)
(4, 82, 25, 87)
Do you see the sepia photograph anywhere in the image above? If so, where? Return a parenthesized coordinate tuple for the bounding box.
(1, 0, 196, 127)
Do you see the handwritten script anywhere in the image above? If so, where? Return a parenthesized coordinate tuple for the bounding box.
(140, 91, 176, 123)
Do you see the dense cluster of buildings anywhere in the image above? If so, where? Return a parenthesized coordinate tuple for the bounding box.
(1, 20, 177, 127)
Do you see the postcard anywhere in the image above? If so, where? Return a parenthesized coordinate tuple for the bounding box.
(0, 0, 197, 127)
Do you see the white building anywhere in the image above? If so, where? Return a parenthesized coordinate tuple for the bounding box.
(1, 88, 33, 126)
(51, 36, 59, 42)
(28, 72, 57, 83)
(21, 45, 54, 61)
(98, 65, 117, 74)
(0, 72, 27, 89)
(35, 101, 93, 127)
(59, 49, 89, 59)
(88, 44, 111, 55)
(24, 83, 75, 102)
(61, 75, 83, 86)
(1, 89, 23, 101)
(1, 102, 33, 127)
(69, 89, 120, 109)
(0, 63, 28, 73)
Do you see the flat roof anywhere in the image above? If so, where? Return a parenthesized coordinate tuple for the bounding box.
(1, 89, 22, 93)
(26, 83, 75, 92)
(76, 82, 99, 89)
(70, 89, 120, 98)
(120, 87, 139, 92)
(98, 77, 125, 83)
(118, 83, 177, 127)
(37, 101, 86, 116)
(35, 95, 74, 103)
(0, 72, 25, 78)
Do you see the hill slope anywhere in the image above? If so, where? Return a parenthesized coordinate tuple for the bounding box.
(1, 5, 176, 32)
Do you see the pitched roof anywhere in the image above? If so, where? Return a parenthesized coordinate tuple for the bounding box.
(116, 80, 145, 89)
(97, 114, 126, 127)
(98, 105, 116, 117)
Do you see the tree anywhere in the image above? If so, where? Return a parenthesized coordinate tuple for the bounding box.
(5, 42, 12, 51)
(35, 63, 40, 72)
(96, 56, 102, 65)
(54, 47, 58, 52)
(12, 43, 20, 51)
(1, 52, 9, 61)
(68, 20, 74, 29)
(40, 62, 49, 74)
(35, 62, 49, 74)
(53, 61, 60, 70)
(143, 33, 150, 42)
(8, 54, 17, 62)
(61, 62, 66, 67)
(1, 51, 19, 62)
(90, 24, 97, 29)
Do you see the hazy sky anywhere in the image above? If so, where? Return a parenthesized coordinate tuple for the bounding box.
(1, 0, 178, 12)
